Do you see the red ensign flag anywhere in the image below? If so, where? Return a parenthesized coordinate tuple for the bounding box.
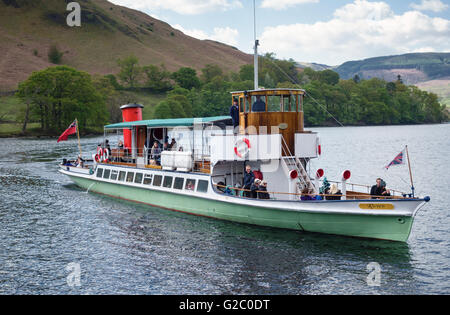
(57, 120, 77, 143)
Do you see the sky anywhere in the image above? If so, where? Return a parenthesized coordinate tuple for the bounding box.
(108, 0, 450, 66)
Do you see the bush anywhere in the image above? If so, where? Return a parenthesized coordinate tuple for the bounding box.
(48, 45, 63, 64)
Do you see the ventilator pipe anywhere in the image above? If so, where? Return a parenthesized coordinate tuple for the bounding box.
(341, 170, 351, 200)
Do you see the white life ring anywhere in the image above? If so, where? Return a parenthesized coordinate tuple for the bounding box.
(234, 138, 251, 159)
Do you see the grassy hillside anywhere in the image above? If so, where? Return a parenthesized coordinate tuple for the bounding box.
(333, 53, 450, 106)
(417, 79, 450, 108)
(334, 53, 450, 84)
(0, 0, 252, 91)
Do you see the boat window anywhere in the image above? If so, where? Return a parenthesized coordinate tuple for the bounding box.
(143, 174, 153, 185)
(134, 173, 143, 184)
(174, 177, 184, 190)
(163, 176, 173, 188)
(110, 170, 118, 180)
(126, 172, 135, 183)
(118, 171, 126, 181)
(96, 168, 103, 178)
(185, 179, 196, 191)
(197, 180, 209, 193)
(153, 175, 162, 187)
(103, 169, 111, 179)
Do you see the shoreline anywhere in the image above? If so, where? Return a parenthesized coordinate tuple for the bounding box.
(0, 122, 448, 139)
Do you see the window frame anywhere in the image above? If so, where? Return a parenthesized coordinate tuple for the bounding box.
(134, 173, 143, 184)
(163, 176, 173, 188)
(126, 172, 135, 183)
(153, 175, 163, 187)
(197, 180, 209, 193)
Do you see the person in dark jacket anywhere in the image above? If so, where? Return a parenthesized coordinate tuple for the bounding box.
(370, 178, 391, 199)
(258, 181, 270, 199)
(250, 179, 261, 199)
(230, 99, 239, 131)
(243, 165, 255, 197)
(252, 95, 266, 112)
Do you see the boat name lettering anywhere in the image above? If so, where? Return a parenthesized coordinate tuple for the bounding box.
(359, 203, 395, 210)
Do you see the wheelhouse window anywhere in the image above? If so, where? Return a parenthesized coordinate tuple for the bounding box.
(110, 170, 118, 181)
(185, 179, 196, 191)
(197, 180, 209, 193)
(134, 173, 143, 184)
(153, 175, 162, 187)
(96, 168, 103, 178)
(103, 169, 111, 179)
(118, 171, 126, 181)
(174, 177, 184, 190)
(163, 176, 173, 188)
(143, 174, 153, 185)
(126, 172, 135, 183)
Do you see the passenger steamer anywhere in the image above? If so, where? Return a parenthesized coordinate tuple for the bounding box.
(59, 88, 430, 242)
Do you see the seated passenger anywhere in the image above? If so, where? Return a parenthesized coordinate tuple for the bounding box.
(252, 96, 266, 112)
(169, 138, 177, 151)
(75, 156, 84, 168)
(370, 178, 391, 199)
(118, 140, 124, 149)
(258, 181, 270, 200)
(224, 186, 233, 196)
(326, 184, 342, 200)
(301, 188, 321, 201)
(186, 180, 195, 191)
(250, 179, 261, 199)
(62, 159, 73, 167)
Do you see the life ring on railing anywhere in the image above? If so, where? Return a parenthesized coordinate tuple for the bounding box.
(234, 138, 251, 159)
(95, 147, 103, 163)
(102, 148, 109, 162)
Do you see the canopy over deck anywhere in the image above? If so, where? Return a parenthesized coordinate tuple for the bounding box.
(105, 116, 232, 130)
(231, 88, 306, 97)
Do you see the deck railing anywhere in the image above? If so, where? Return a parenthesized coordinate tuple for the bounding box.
(213, 184, 413, 201)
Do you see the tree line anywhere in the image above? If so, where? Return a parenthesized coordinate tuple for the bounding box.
(16, 53, 447, 134)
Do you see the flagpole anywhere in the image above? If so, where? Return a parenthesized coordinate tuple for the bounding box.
(405, 145, 415, 198)
(76, 118, 82, 157)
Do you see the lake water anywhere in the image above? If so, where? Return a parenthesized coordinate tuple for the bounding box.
(0, 124, 449, 295)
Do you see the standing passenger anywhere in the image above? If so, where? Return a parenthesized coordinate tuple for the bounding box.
(230, 98, 240, 131)
(243, 165, 255, 198)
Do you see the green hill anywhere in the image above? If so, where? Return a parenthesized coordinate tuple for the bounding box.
(334, 53, 450, 84)
(0, 0, 251, 91)
(333, 53, 450, 106)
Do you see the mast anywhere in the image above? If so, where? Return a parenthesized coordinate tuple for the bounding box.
(75, 118, 82, 156)
(405, 145, 415, 198)
(253, 0, 259, 90)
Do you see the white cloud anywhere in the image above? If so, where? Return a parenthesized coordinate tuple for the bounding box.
(410, 0, 449, 13)
(174, 25, 239, 46)
(261, 0, 319, 10)
(259, 0, 450, 65)
(108, 0, 242, 15)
